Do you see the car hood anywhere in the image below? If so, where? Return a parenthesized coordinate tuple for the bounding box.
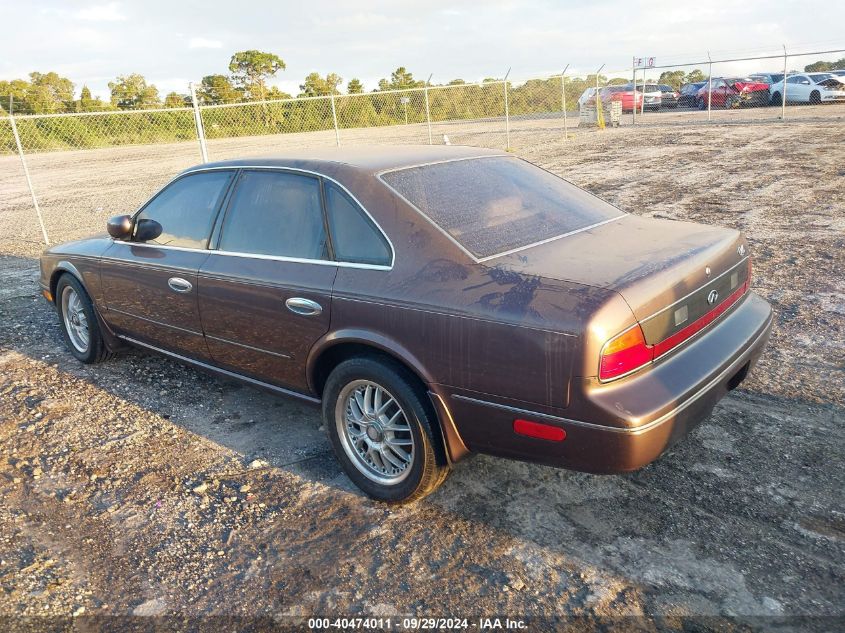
(731, 80, 769, 91)
(818, 77, 845, 88)
(495, 214, 746, 322)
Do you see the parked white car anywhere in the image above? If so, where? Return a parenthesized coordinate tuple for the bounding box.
(636, 83, 663, 111)
(769, 72, 845, 105)
(577, 87, 599, 110)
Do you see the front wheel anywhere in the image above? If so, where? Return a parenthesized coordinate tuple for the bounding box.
(697, 97, 706, 110)
(56, 274, 112, 364)
(323, 357, 449, 503)
(770, 91, 782, 106)
(809, 90, 821, 105)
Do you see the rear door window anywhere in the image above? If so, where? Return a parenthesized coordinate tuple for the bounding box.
(381, 156, 623, 260)
(218, 170, 328, 260)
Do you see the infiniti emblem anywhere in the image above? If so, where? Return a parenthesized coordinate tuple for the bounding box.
(707, 289, 719, 305)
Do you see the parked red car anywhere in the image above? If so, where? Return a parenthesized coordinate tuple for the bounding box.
(695, 78, 770, 109)
(600, 85, 644, 112)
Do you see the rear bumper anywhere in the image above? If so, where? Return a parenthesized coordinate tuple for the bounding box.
(447, 292, 772, 473)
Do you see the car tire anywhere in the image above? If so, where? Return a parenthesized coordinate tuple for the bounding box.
(770, 91, 782, 106)
(725, 95, 738, 109)
(697, 97, 706, 110)
(56, 274, 112, 364)
(809, 90, 821, 105)
(323, 356, 450, 503)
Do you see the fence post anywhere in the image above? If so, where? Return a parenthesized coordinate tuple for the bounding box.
(189, 82, 208, 163)
(330, 93, 340, 147)
(632, 58, 636, 124)
(561, 64, 569, 139)
(781, 45, 788, 120)
(424, 74, 433, 145)
(707, 52, 713, 122)
(504, 68, 511, 150)
(8, 97, 49, 246)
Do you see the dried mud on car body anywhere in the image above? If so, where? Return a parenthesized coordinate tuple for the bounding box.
(0, 117, 843, 625)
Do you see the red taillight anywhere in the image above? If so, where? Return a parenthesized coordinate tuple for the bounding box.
(599, 325, 653, 381)
(513, 419, 566, 442)
(599, 265, 752, 382)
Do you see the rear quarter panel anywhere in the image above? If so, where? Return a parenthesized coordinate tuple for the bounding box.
(314, 164, 620, 411)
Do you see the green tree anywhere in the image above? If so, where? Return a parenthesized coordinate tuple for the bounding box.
(0, 78, 32, 113)
(265, 86, 292, 100)
(804, 58, 845, 71)
(684, 69, 706, 84)
(164, 92, 187, 108)
(26, 71, 75, 113)
(76, 85, 109, 112)
(658, 70, 686, 89)
(197, 74, 241, 104)
(346, 78, 364, 94)
(447, 79, 466, 85)
(378, 67, 424, 91)
(228, 50, 286, 101)
(299, 72, 342, 97)
(109, 73, 160, 109)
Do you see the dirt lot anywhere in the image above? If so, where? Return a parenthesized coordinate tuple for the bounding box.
(0, 110, 844, 630)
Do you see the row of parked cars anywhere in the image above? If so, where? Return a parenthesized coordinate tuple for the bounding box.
(579, 69, 845, 113)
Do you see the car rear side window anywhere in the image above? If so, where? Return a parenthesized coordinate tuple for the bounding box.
(134, 170, 233, 248)
(324, 182, 391, 266)
(219, 170, 328, 260)
(381, 156, 624, 260)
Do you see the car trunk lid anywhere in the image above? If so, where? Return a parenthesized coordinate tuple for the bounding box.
(497, 214, 750, 341)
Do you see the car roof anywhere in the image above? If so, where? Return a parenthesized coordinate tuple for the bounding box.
(182, 145, 508, 176)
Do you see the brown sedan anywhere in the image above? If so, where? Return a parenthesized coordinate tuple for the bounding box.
(39, 146, 772, 502)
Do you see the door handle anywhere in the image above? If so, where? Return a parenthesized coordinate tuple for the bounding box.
(285, 297, 322, 316)
(167, 277, 193, 293)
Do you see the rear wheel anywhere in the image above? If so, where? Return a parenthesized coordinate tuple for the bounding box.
(809, 90, 821, 105)
(770, 91, 782, 106)
(56, 274, 111, 364)
(323, 357, 449, 503)
(697, 97, 706, 110)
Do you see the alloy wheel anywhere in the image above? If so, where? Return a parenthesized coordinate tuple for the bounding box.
(335, 380, 416, 485)
(61, 286, 90, 353)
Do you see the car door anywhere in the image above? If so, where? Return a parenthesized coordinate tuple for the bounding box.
(711, 80, 727, 106)
(197, 169, 337, 392)
(785, 75, 807, 103)
(100, 169, 235, 359)
(797, 76, 813, 102)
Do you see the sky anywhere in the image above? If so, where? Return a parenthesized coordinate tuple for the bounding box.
(2, 0, 844, 99)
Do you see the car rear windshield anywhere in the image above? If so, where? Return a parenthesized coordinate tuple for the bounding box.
(380, 156, 624, 260)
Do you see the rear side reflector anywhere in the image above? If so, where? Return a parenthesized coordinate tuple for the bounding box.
(513, 419, 566, 442)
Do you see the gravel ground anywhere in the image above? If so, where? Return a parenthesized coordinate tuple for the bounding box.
(0, 112, 843, 630)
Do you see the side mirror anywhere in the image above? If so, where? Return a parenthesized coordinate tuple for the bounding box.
(134, 218, 163, 242)
(107, 215, 133, 239)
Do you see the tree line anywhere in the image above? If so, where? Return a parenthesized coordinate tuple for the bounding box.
(4, 49, 843, 115)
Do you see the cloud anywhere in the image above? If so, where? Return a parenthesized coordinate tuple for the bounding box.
(189, 37, 223, 49)
(75, 3, 127, 22)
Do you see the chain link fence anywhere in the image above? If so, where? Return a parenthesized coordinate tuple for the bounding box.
(2, 48, 844, 256)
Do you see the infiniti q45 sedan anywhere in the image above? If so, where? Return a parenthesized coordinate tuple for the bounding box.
(40, 146, 772, 502)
